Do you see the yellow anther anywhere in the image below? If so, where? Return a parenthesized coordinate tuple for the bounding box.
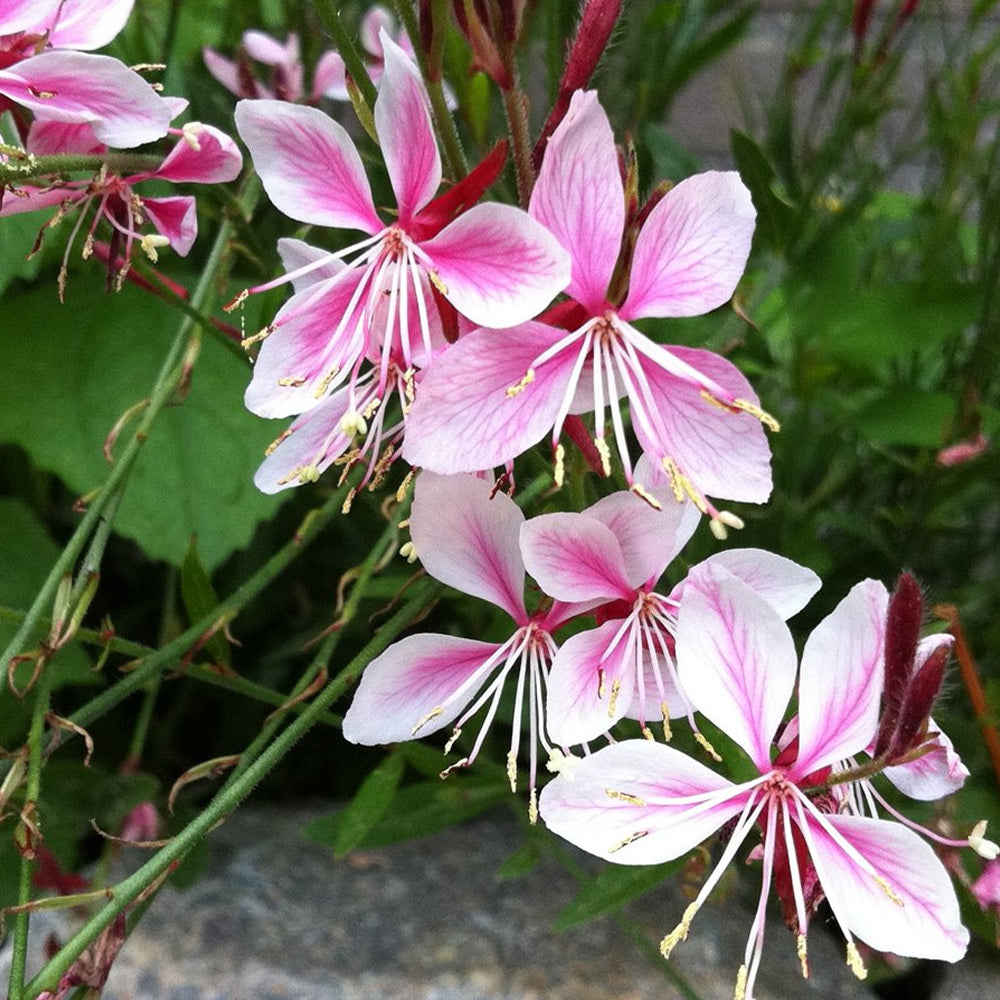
(846, 942, 867, 980)
(399, 541, 418, 564)
(546, 748, 580, 779)
(439, 757, 469, 779)
(875, 875, 903, 906)
(661, 704, 672, 742)
(595, 437, 612, 476)
(181, 121, 204, 150)
(140, 234, 169, 262)
(339, 410, 368, 437)
(641, 726, 655, 741)
(277, 375, 306, 387)
(315, 366, 341, 398)
(699, 390, 732, 412)
(241, 326, 273, 349)
(363, 396, 382, 420)
(660, 903, 697, 958)
(732, 397, 780, 432)
(607, 678, 622, 717)
(444, 727, 462, 753)
(403, 367, 417, 404)
(506, 368, 536, 398)
(298, 465, 320, 484)
(396, 469, 415, 504)
(630, 483, 662, 510)
(506, 751, 518, 793)
(264, 429, 291, 456)
(341, 487, 356, 514)
(797, 934, 809, 978)
(733, 964, 749, 1000)
(224, 288, 249, 313)
(608, 830, 649, 854)
(605, 788, 647, 806)
(695, 731, 722, 762)
(411, 706, 443, 736)
(428, 270, 448, 295)
(661, 457, 686, 502)
(528, 788, 538, 826)
(553, 442, 565, 488)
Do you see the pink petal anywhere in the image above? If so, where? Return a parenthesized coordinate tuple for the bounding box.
(402, 322, 577, 474)
(882, 719, 969, 801)
(1, 0, 62, 35)
(244, 267, 368, 418)
(154, 124, 243, 184)
(276, 237, 345, 293)
(620, 171, 755, 321)
(252, 390, 352, 494)
(671, 550, 820, 621)
(634, 345, 773, 505)
(361, 6, 396, 56)
(143, 196, 197, 255)
(584, 489, 700, 589)
(242, 30, 297, 66)
(44, 0, 134, 50)
(410, 472, 527, 622)
(793, 579, 888, 778)
(805, 813, 969, 961)
(314, 50, 348, 101)
(676, 565, 797, 772)
(546, 619, 636, 745)
(420, 203, 571, 327)
(342, 633, 503, 744)
(375, 32, 440, 226)
(520, 512, 632, 603)
(0, 51, 173, 148)
(202, 48, 244, 97)
(539, 740, 749, 866)
(26, 120, 104, 155)
(234, 99, 381, 233)
(0, 184, 76, 218)
(528, 89, 623, 313)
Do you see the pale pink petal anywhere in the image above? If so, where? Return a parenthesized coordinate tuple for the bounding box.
(584, 489, 700, 589)
(202, 47, 244, 97)
(242, 30, 296, 66)
(402, 322, 578, 474)
(0, 184, 76, 218)
(314, 50, 348, 101)
(0, 51, 173, 148)
(528, 89, 623, 313)
(546, 619, 636, 745)
(521, 513, 632, 603)
(154, 124, 243, 184)
(620, 171, 755, 321)
(342, 633, 503, 743)
(676, 565, 797, 771)
(26, 120, 104, 155)
(420, 203, 570, 327)
(42, 0, 133, 50)
(1, 0, 61, 35)
(634, 346, 772, 505)
(234, 99, 381, 233)
(276, 237, 345, 293)
(375, 32, 440, 226)
(143, 196, 197, 255)
(793, 579, 888, 779)
(806, 812, 969, 961)
(253, 390, 352, 494)
(539, 740, 750, 866)
(361, 6, 396, 56)
(882, 719, 969, 800)
(410, 472, 527, 622)
(244, 267, 368, 418)
(672, 550, 820, 621)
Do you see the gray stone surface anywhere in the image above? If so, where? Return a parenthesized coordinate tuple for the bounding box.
(7, 803, 997, 1000)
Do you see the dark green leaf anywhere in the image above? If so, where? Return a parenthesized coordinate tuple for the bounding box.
(730, 130, 796, 249)
(854, 389, 956, 448)
(333, 751, 405, 857)
(554, 857, 686, 931)
(180, 536, 230, 667)
(496, 838, 542, 881)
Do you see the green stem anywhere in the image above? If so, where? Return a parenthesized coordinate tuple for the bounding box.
(0, 152, 163, 185)
(7, 668, 53, 1000)
(313, 0, 378, 108)
(0, 213, 235, 676)
(24, 582, 438, 998)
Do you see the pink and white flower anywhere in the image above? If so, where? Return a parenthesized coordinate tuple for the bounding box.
(522, 484, 821, 746)
(0, 119, 242, 291)
(0, 0, 176, 147)
(342, 472, 589, 817)
(540, 568, 971, 996)
(234, 33, 569, 431)
(404, 89, 774, 529)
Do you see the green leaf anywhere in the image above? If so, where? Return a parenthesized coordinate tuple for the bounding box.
(730, 130, 796, 249)
(854, 389, 957, 448)
(180, 536, 230, 667)
(305, 778, 506, 850)
(553, 857, 686, 931)
(333, 750, 405, 858)
(643, 124, 701, 181)
(496, 838, 541, 881)
(0, 282, 285, 569)
(0, 210, 44, 296)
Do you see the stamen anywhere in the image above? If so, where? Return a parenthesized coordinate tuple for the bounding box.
(661, 704, 672, 741)
(241, 326, 273, 348)
(630, 483, 662, 510)
(733, 398, 780, 432)
(796, 934, 809, 979)
(641, 726, 655, 741)
(342, 487, 356, 514)
(399, 541, 418, 564)
(428, 270, 447, 295)
(595, 437, 612, 476)
(506, 750, 518, 793)
(506, 368, 535, 398)
(411, 705, 442, 735)
(733, 964, 749, 1000)
(597, 667, 606, 699)
(443, 727, 462, 753)
(140, 234, 169, 262)
(660, 902, 697, 958)
(277, 376, 306, 387)
(528, 787, 538, 826)
(875, 875, 903, 906)
(439, 757, 469, 779)
(264, 429, 291, 456)
(846, 942, 867, 980)
(224, 288, 249, 313)
(546, 748, 580, 779)
(553, 443, 565, 488)
(710, 510, 745, 540)
(695, 731, 722, 762)
(607, 678, 622, 717)
(970, 820, 1000, 859)
(315, 366, 341, 398)
(605, 788, 646, 806)
(608, 830, 649, 853)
